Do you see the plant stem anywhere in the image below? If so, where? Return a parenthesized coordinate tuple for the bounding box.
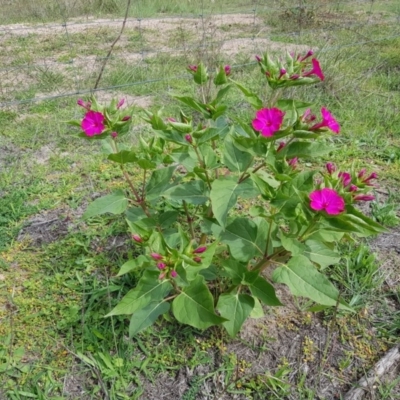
(183, 200, 196, 240)
(193, 145, 212, 189)
(238, 162, 265, 183)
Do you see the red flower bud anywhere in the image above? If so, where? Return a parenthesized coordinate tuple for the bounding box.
(277, 142, 286, 152)
(349, 185, 358, 192)
(77, 99, 91, 110)
(185, 134, 192, 144)
(117, 99, 125, 109)
(151, 253, 163, 261)
(326, 162, 336, 175)
(278, 68, 286, 79)
(132, 234, 142, 243)
(255, 55, 262, 63)
(354, 194, 375, 202)
(111, 131, 118, 138)
(157, 262, 166, 270)
(188, 65, 198, 72)
(121, 116, 131, 121)
(193, 257, 202, 263)
(193, 246, 207, 254)
(224, 65, 231, 76)
(170, 270, 177, 278)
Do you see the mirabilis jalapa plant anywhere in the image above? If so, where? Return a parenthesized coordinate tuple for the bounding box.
(70, 51, 385, 337)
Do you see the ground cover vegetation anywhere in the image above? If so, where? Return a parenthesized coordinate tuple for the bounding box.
(1, 0, 400, 399)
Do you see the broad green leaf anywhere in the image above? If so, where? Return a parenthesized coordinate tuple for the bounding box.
(221, 218, 262, 262)
(280, 234, 306, 256)
(137, 158, 156, 170)
(216, 292, 254, 337)
(158, 211, 179, 228)
(129, 301, 170, 337)
(106, 271, 172, 316)
(272, 255, 352, 310)
(146, 166, 176, 201)
(173, 96, 209, 117)
(231, 80, 263, 109)
(249, 297, 264, 318)
(164, 180, 208, 205)
(193, 63, 208, 85)
(108, 150, 137, 164)
(117, 255, 150, 277)
(277, 99, 312, 111)
(172, 276, 226, 329)
(245, 272, 282, 306)
(213, 84, 233, 104)
(280, 142, 332, 159)
(223, 136, 253, 173)
(221, 259, 248, 284)
(84, 190, 128, 219)
(171, 147, 197, 171)
(304, 240, 340, 268)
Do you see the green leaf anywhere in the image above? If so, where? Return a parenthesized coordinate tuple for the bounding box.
(172, 275, 226, 329)
(137, 159, 156, 170)
(83, 190, 128, 219)
(223, 136, 253, 173)
(221, 259, 248, 284)
(106, 271, 172, 316)
(280, 142, 332, 159)
(231, 80, 263, 109)
(129, 301, 170, 337)
(173, 96, 209, 117)
(164, 180, 208, 205)
(108, 150, 137, 164)
(245, 272, 282, 306)
(249, 297, 264, 318)
(185, 242, 218, 281)
(117, 255, 150, 277)
(277, 99, 312, 111)
(146, 166, 176, 201)
(272, 255, 352, 310)
(221, 218, 263, 262)
(304, 240, 340, 268)
(193, 63, 208, 85)
(216, 292, 254, 337)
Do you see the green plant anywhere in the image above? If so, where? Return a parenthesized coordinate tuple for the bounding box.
(370, 191, 400, 227)
(69, 52, 385, 338)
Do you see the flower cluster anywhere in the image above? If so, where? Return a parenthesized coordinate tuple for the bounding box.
(256, 50, 324, 89)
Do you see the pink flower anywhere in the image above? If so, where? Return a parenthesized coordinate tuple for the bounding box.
(193, 246, 207, 254)
(354, 194, 375, 202)
(151, 253, 163, 261)
(132, 234, 142, 243)
(170, 270, 177, 278)
(77, 99, 91, 110)
(117, 99, 125, 109)
(326, 162, 336, 175)
(224, 65, 231, 76)
(310, 107, 340, 134)
(303, 58, 325, 81)
(81, 111, 105, 136)
(252, 108, 285, 137)
(338, 172, 351, 187)
(309, 188, 345, 215)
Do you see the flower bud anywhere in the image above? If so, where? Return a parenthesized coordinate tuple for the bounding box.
(132, 234, 142, 243)
(358, 168, 366, 178)
(290, 74, 300, 80)
(117, 99, 125, 109)
(77, 99, 91, 110)
(325, 162, 336, 175)
(338, 171, 351, 187)
(349, 185, 358, 192)
(111, 131, 118, 138)
(159, 272, 166, 280)
(193, 246, 207, 254)
(157, 262, 166, 270)
(188, 65, 198, 72)
(277, 142, 286, 152)
(193, 257, 202, 263)
(255, 55, 262, 63)
(300, 50, 314, 62)
(363, 172, 378, 185)
(354, 194, 375, 202)
(185, 134, 192, 143)
(151, 253, 163, 261)
(224, 65, 231, 76)
(170, 270, 177, 278)
(288, 157, 298, 168)
(121, 116, 131, 121)
(167, 117, 176, 122)
(278, 68, 286, 79)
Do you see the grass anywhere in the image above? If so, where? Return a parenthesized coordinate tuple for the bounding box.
(1, 0, 400, 399)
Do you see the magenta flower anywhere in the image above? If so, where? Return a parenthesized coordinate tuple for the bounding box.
(193, 246, 207, 254)
(303, 58, 325, 81)
(310, 107, 340, 134)
(309, 188, 345, 215)
(326, 162, 336, 175)
(224, 65, 231, 76)
(81, 111, 105, 137)
(252, 108, 285, 137)
(354, 194, 375, 202)
(338, 172, 351, 187)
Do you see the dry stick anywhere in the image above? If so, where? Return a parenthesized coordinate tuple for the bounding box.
(93, 0, 132, 90)
(343, 344, 400, 400)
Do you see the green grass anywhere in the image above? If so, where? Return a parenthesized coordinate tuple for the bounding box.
(1, 1, 400, 399)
